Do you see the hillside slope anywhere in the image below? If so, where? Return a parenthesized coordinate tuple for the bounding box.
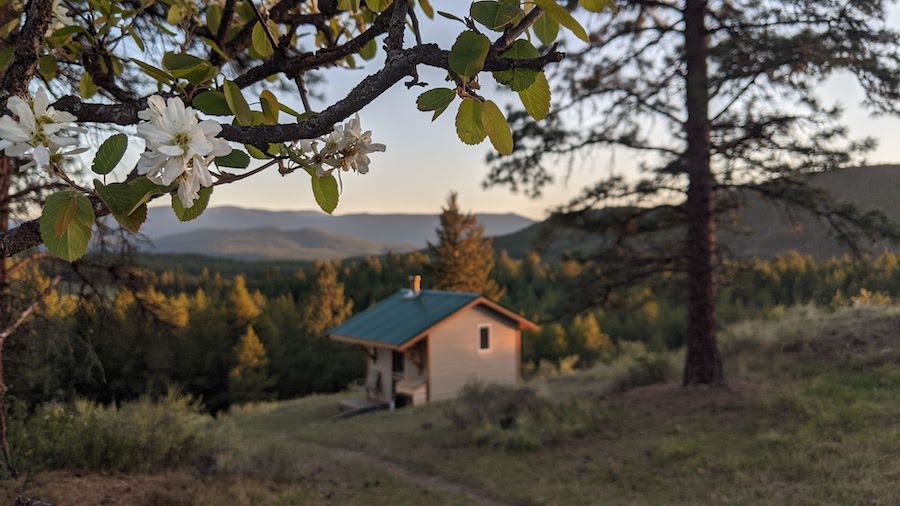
(7, 305, 897, 504)
(140, 206, 534, 245)
(496, 165, 900, 259)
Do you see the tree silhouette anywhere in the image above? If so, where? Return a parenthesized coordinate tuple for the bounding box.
(428, 192, 503, 299)
(490, 0, 900, 385)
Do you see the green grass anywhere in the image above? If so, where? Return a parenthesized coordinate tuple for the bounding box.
(8, 305, 899, 504)
(227, 305, 900, 505)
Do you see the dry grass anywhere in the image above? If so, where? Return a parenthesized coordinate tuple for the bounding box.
(7, 304, 900, 505)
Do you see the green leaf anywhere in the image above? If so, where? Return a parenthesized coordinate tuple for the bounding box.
(192, 91, 232, 115)
(162, 52, 216, 84)
(481, 100, 514, 155)
(126, 26, 145, 51)
(534, 0, 590, 43)
(579, 0, 617, 12)
(92, 134, 128, 175)
(437, 10, 465, 23)
(418, 0, 434, 18)
(455, 99, 486, 145)
(359, 38, 377, 60)
(365, 0, 392, 13)
(307, 170, 339, 214)
(129, 58, 174, 84)
(38, 55, 58, 82)
(0, 47, 13, 72)
(79, 73, 97, 99)
(96, 177, 168, 220)
(279, 102, 308, 120)
(50, 25, 84, 38)
(518, 71, 551, 120)
(224, 80, 253, 125)
(200, 36, 229, 60)
(492, 39, 540, 91)
(126, 177, 169, 214)
(172, 186, 212, 222)
(449, 31, 491, 79)
(215, 149, 251, 169)
(206, 3, 223, 34)
(162, 52, 206, 71)
(251, 21, 274, 57)
(470, 1, 522, 31)
(532, 11, 559, 46)
(166, 4, 184, 25)
(39, 191, 95, 261)
(94, 180, 148, 233)
(416, 88, 456, 121)
(260, 90, 279, 124)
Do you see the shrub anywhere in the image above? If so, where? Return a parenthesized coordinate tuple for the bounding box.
(577, 342, 675, 393)
(445, 383, 604, 451)
(10, 390, 236, 474)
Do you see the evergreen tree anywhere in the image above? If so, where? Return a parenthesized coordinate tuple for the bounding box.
(428, 193, 503, 299)
(228, 325, 272, 404)
(490, 0, 900, 385)
(229, 275, 261, 324)
(300, 262, 353, 337)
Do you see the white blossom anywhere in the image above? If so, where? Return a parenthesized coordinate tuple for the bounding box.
(136, 95, 230, 207)
(299, 114, 385, 176)
(326, 114, 386, 175)
(0, 87, 78, 169)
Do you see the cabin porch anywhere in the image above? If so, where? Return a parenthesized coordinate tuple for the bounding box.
(359, 338, 429, 407)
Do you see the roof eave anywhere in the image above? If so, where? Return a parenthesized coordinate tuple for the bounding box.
(328, 333, 403, 350)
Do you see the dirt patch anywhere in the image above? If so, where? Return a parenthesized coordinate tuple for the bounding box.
(800, 314, 900, 363)
(621, 379, 756, 407)
(0, 470, 288, 506)
(2, 471, 194, 505)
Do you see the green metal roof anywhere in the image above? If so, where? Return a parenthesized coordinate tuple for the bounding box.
(329, 289, 480, 347)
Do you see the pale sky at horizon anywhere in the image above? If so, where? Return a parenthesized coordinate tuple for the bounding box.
(205, 4, 900, 221)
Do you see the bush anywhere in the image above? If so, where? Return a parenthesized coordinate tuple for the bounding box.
(10, 390, 236, 474)
(578, 342, 675, 393)
(444, 382, 604, 451)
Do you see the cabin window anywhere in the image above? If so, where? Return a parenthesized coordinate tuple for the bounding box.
(478, 325, 492, 352)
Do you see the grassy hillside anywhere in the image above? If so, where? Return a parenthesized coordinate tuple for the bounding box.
(495, 165, 900, 260)
(6, 305, 898, 505)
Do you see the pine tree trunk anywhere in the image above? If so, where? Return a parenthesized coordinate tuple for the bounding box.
(681, 0, 724, 386)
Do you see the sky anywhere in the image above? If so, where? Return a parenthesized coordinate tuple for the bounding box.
(209, 4, 900, 220)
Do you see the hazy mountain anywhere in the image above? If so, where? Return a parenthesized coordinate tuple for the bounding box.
(139, 207, 534, 260)
(141, 206, 534, 245)
(494, 165, 900, 260)
(147, 227, 415, 261)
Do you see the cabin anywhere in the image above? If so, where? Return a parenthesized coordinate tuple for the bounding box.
(328, 276, 538, 407)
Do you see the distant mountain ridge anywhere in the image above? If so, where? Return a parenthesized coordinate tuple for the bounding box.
(493, 165, 900, 260)
(141, 206, 535, 261)
(148, 226, 414, 261)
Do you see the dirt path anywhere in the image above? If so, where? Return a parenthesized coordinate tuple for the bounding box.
(287, 436, 525, 506)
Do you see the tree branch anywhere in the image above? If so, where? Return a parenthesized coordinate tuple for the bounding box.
(52, 46, 565, 146)
(0, 275, 61, 342)
(0, 0, 54, 97)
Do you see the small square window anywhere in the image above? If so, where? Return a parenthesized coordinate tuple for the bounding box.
(479, 325, 491, 351)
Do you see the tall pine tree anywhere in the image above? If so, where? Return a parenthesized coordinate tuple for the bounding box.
(428, 193, 503, 299)
(228, 324, 272, 404)
(490, 0, 899, 385)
